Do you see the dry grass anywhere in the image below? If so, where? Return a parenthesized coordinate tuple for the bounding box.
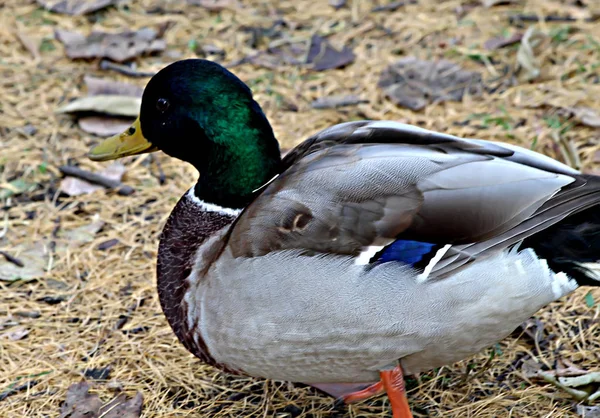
(1, 0, 600, 416)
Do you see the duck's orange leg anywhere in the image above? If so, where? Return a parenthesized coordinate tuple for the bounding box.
(340, 365, 413, 418)
(341, 380, 385, 403)
(380, 366, 413, 418)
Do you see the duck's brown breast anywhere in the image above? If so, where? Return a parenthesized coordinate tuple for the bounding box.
(157, 191, 239, 372)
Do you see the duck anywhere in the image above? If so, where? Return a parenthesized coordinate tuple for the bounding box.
(88, 58, 600, 418)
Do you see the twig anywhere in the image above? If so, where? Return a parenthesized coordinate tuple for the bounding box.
(99, 60, 156, 78)
(509, 14, 600, 24)
(0, 380, 39, 401)
(59, 166, 135, 196)
(0, 251, 24, 267)
(371, 0, 417, 12)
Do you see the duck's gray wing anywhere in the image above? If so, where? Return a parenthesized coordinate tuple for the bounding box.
(228, 121, 597, 277)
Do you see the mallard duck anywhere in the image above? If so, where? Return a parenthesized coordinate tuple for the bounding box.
(88, 59, 600, 417)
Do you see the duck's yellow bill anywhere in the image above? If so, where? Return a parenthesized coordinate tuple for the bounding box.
(88, 117, 158, 161)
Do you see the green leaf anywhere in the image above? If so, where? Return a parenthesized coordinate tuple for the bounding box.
(0, 178, 37, 199)
(585, 291, 595, 308)
(39, 38, 56, 52)
(494, 343, 503, 356)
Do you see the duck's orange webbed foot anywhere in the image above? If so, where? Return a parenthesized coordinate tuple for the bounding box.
(341, 380, 385, 404)
(340, 365, 413, 418)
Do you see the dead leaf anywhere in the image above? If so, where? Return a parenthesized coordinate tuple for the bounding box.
(60, 381, 102, 418)
(484, 32, 523, 50)
(516, 26, 546, 81)
(84, 76, 143, 97)
(56, 95, 141, 117)
(14, 28, 41, 60)
(307, 35, 355, 71)
(74, 77, 140, 135)
(55, 27, 166, 62)
(0, 218, 104, 282)
(378, 57, 483, 110)
(238, 34, 353, 71)
(59, 218, 104, 249)
(1, 327, 29, 341)
(37, 0, 118, 15)
(566, 107, 600, 128)
(578, 405, 600, 418)
(78, 117, 133, 137)
(187, 0, 240, 10)
(556, 358, 589, 377)
(99, 392, 143, 418)
(521, 358, 543, 379)
(60, 162, 126, 196)
(329, 0, 346, 9)
(0, 243, 48, 282)
(60, 381, 143, 418)
(311, 94, 368, 109)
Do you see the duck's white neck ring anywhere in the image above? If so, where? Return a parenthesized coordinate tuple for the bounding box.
(186, 188, 243, 217)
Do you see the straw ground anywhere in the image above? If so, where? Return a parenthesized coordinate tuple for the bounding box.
(1, 0, 599, 416)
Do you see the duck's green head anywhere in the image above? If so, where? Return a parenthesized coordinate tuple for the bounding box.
(88, 59, 281, 209)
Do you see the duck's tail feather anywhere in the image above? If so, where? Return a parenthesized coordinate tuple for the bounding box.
(522, 204, 600, 287)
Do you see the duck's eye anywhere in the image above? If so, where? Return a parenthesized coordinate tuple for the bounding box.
(156, 98, 170, 113)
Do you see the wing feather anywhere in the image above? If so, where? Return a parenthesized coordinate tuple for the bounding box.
(227, 121, 598, 277)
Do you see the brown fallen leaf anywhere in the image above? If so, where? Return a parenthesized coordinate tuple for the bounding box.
(14, 28, 41, 60)
(329, 0, 346, 9)
(60, 381, 102, 418)
(484, 32, 523, 50)
(74, 77, 140, 135)
(566, 107, 600, 128)
(577, 405, 600, 418)
(516, 26, 547, 81)
(60, 163, 126, 196)
(99, 60, 157, 77)
(311, 94, 368, 109)
(78, 117, 133, 137)
(55, 27, 166, 62)
(378, 57, 483, 110)
(0, 242, 48, 282)
(84, 76, 143, 97)
(60, 381, 143, 418)
(99, 392, 143, 418)
(1, 327, 30, 341)
(521, 358, 543, 379)
(59, 217, 105, 250)
(0, 218, 104, 282)
(56, 95, 141, 117)
(37, 0, 118, 15)
(307, 35, 355, 71)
